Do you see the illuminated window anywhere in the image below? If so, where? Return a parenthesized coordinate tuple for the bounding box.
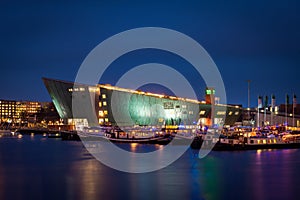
(217, 111, 226, 115)
(199, 110, 206, 115)
(99, 111, 104, 117)
(105, 118, 109, 122)
(104, 110, 108, 115)
(229, 111, 233, 115)
(263, 140, 267, 144)
(235, 112, 239, 115)
(102, 94, 106, 99)
(206, 89, 215, 95)
(99, 118, 104, 124)
(89, 87, 99, 92)
(182, 105, 187, 109)
(189, 111, 193, 115)
(99, 102, 102, 107)
(103, 101, 107, 106)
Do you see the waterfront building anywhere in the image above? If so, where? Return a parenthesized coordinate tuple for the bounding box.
(240, 106, 300, 127)
(0, 99, 59, 127)
(43, 78, 242, 130)
(0, 100, 17, 123)
(16, 101, 41, 123)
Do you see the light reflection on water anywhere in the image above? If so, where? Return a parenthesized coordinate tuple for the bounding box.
(114, 142, 162, 153)
(1, 136, 300, 200)
(246, 149, 300, 200)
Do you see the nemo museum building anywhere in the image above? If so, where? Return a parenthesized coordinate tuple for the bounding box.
(43, 78, 241, 130)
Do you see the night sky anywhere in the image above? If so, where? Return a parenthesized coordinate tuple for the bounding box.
(1, 0, 300, 107)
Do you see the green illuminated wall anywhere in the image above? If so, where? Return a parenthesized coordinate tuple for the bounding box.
(101, 89, 200, 126)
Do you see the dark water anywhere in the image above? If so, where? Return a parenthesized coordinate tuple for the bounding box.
(1, 135, 300, 200)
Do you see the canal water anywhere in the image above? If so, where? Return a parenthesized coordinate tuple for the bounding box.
(1, 135, 300, 200)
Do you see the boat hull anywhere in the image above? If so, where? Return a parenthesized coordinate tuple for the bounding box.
(79, 133, 172, 145)
(212, 142, 300, 151)
(191, 138, 300, 151)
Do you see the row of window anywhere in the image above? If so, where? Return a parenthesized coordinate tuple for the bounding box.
(0, 107, 40, 110)
(99, 118, 109, 124)
(1, 108, 15, 111)
(98, 110, 108, 117)
(199, 110, 239, 116)
(228, 111, 239, 116)
(1, 104, 39, 107)
(68, 87, 85, 92)
(99, 101, 107, 107)
(98, 92, 108, 125)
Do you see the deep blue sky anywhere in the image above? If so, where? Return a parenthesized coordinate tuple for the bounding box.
(1, 0, 300, 107)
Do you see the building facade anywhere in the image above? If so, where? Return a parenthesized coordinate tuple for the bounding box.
(43, 78, 242, 129)
(240, 105, 300, 127)
(0, 100, 17, 123)
(0, 99, 59, 126)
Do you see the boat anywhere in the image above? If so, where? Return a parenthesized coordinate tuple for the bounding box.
(78, 126, 172, 144)
(0, 129, 23, 138)
(191, 131, 300, 150)
(0, 129, 13, 137)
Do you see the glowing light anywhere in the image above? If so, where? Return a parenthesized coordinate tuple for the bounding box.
(130, 143, 138, 151)
(99, 110, 104, 117)
(216, 111, 226, 115)
(199, 110, 206, 115)
(88, 87, 99, 92)
(257, 149, 262, 154)
(263, 140, 267, 144)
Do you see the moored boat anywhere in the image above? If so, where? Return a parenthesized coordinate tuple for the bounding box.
(191, 131, 300, 151)
(78, 126, 172, 144)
